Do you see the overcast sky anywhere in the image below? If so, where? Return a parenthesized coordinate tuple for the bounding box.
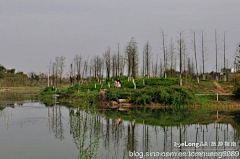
(0, 0, 240, 74)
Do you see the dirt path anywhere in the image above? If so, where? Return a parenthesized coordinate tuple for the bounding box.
(213, 81, 230, 95)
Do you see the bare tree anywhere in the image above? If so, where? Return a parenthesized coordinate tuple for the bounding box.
(177, 30, 184, 86)
(112, 54, 116, 78)
(236, 42, 240, 73)
(125, 38, 138, 81)
(143, 41, 151, 78)
(169, 38, 175, 77)
(117, 44, 120, 77)
(161, 31, 167, 78)
(160, 58, 163, 77)
(55, 56, 59, 89)
(58, 56, 65, 85)
(223, 31, 227, 81)
(200, 30, 207, 80)
(70, 63, 73, 86)
(215, 29, 219, 80)
(131, 39, 138, 80)
(74, 55, 82, 84)
(165, 46, 168, 71)
(142, 48, 145, 77)
(151, 58, 154, 77)
(89, 59, 93, 80)
(93, 56, 98, 79)
(104, 47, 111, 80)
(190, 30, 199, 83)
(187, 57, 192, 76)
(182, 40, 187, 72)
(52, 62, 56, 88)
(154, 55, 158, 77)
(119, 54, 125, 76)
(48, 60, 52, 87)
(94, 56, 103, 80)
(125, 44, 132, 80)
(82, 59, 88, 80)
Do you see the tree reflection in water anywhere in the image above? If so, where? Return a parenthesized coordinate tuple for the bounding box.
(47, 105, 64, 140)
(69, 109, 101, 159)
(66, 108, 240, 159)
(0, 101, 239, 159)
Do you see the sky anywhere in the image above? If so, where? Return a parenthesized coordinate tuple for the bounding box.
(0, 0, 240, 74)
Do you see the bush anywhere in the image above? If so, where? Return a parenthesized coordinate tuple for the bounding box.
(40, 86, 54, 95)
(233, 77, 240, 97)
(105, 86, 195, 106)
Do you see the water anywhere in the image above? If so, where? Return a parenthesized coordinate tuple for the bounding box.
(0, 100, 239, 159)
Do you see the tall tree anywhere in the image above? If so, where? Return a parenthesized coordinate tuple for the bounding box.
(143, 41, 151, 78)
(119, 54, 125, 76)
(169, 38, 175, 77)
(191, 30, 199, 83)
(215, 29, 219, 80)
(125, 38, 138, 80)
(200, 30, 207, 80)
(58, 55, 65, 85)
(117, 44, 120, 77)
(112, 54, 117, 78)
(235, 43, 240, 74)
(82, 60, 88, 80)
(70, 63, 73, 86)
(104, 47, 111, 80)
(187, 57, 192, 76)
(55, 56, 59, 89)
(161, 31, 167, 78)
(160, 59, 163, 77)
(74, 55, 82, 84)
(142, 48, 145, 77)
(223, 31, 227, 81)
(48, 60, 52, 87)
(154, 55, 158, 77)
(177, 30, 184, 86)
(125, 44, 132, 80)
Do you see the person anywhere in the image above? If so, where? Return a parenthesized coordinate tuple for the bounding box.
(117, 80, 121, 88)
(116, 118, 121, 125)
(114, 80, 117, 88)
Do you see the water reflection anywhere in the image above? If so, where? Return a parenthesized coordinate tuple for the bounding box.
(69, 109, 240, 159)
(0, 92, 29, 101)
(69, 109, 101, 158)
(0, 101, 239, 159)
(0, 92, 35, 108)
(47, 106, 64, 140)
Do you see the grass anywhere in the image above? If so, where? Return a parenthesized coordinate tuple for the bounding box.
(197, 95, 215, 105)
(35, 77, 240, 112)
(105, 86, 195, 107)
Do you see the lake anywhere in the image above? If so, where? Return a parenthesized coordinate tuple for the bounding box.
(0, 99, 239, 158)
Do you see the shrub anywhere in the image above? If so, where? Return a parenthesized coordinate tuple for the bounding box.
(233, 77, 240, 97)
(40, 86, 54, 95)
(105, 86, 195, 106)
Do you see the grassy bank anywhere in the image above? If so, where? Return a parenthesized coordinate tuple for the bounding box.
(105, 86, 195, 107)
(38, 78, 193, 107)
(37, 78, 239, 110)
